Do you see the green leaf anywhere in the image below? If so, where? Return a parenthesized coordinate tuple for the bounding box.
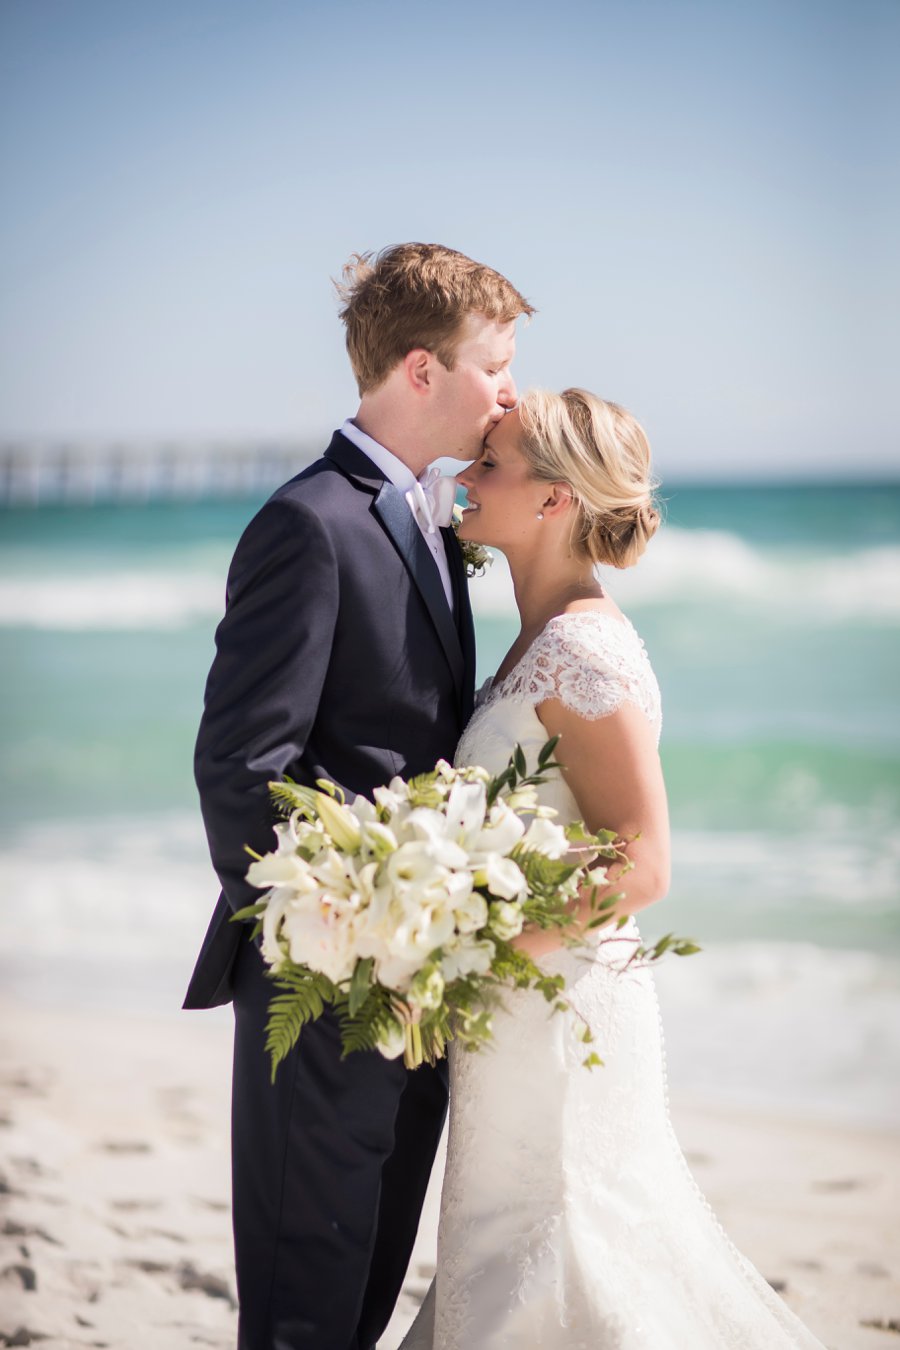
(230, 901, 268, 923)
(582, 1052, 605, 1070)
(513, 744, 527, 777)
(674, 942, 702, 956)
(263, 968, 333, 1082)
(537, 735, 560, 767)
(348, 957, 374, 1017)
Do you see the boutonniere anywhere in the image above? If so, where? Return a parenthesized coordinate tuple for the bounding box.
(452, 504, 493, 577)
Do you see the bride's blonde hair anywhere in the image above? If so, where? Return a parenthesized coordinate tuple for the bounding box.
(518, 388, 660, 569)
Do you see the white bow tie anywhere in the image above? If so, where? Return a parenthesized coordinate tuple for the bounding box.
(405, 466, 457, 534)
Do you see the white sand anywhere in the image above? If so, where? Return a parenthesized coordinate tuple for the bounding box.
(0, 997, 897, 1349)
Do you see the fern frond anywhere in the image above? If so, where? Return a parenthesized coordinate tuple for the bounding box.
(264, 967, 334, 1082)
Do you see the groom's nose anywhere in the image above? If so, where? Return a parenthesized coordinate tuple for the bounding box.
(498, 369, 518, 411)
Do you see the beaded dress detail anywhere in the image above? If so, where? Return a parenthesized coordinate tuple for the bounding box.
(401, 612, 825, 1349)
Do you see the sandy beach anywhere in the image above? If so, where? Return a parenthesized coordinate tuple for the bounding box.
(0, 996, 897, 1350)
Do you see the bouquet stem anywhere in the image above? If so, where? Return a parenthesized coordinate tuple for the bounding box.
(404, 1022, 424, 1069)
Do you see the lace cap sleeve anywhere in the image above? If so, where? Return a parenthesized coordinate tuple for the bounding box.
(499, 612, 662, 732)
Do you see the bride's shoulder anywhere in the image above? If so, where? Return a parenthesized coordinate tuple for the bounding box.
(539, 605, 647, 663)
(515, 606, 660, 726)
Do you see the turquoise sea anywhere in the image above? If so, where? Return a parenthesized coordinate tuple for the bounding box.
(1, 482, 898, 1124)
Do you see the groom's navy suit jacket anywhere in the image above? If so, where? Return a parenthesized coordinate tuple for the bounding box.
(185, 431, 476, 1009)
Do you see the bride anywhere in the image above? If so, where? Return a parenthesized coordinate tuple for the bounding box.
(401, 389, 826, 1348)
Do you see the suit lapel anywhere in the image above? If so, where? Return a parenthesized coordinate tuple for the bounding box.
(325, 430, 467, 697)
(374, 484, 465, 694)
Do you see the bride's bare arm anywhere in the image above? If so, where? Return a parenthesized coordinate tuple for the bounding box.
(512, 696, 671, 958)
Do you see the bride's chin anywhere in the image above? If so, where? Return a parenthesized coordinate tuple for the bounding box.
(457, 514, 483, 542)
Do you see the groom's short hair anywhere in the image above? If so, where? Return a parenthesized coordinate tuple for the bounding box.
(336, 242, 534, 395)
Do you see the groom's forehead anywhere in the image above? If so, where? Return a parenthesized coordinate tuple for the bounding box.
(456, 314, 517, 360)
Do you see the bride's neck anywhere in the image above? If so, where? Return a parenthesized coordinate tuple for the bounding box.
(506, 549, 603, 635)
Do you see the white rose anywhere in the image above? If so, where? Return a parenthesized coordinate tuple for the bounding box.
(520, 816, 570, 859)
(488, 900, 524, 941)
(372, 950, 423, 992)
(475, 854, 527, 902)
(440, 935, 496, 982)
(453, 889, 488, 935)
(504, 784, 539, 812)
(471, 799, 526, 856)
(408, 964, 445, 1013)
(375, 1019, 406, 1059)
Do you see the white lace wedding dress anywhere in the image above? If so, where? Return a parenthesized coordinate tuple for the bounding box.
(400, 611, 826, 1349)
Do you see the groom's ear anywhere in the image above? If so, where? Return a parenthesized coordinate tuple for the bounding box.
(403, 347, 434, 395)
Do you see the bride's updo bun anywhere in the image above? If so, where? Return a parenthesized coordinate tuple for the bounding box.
(517, 388, 660, 569)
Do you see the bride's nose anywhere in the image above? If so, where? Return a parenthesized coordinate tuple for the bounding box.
(456, 466, 474, 490)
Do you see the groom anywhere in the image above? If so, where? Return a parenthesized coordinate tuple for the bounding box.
(185, 243, 532, 1349)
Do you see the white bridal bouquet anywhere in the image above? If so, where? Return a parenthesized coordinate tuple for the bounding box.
(234, 738, 698, 1079)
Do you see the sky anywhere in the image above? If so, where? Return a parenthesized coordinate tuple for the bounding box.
(0, 0, 897, 479)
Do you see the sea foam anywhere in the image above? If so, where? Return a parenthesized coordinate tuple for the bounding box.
(0, 530, 898, 629)
(472, 532, 900, 624)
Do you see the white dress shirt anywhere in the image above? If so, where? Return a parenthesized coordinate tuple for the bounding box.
(340, 419, 455, 612)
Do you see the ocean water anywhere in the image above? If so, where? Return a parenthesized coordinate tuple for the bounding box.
(1, 483, 898, 1125)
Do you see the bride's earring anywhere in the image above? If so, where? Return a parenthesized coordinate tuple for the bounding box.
(536, 512, 544, 520)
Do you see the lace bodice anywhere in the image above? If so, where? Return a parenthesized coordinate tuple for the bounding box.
(457, 611, 661, 796)
(490, 610, 660, 728)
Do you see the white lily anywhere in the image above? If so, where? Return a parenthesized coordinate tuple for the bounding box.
(443, 780, 489, 845)
(404, 808, 472, 869)
(373, 777, 410, 814)
(280, 892, 359, 985)
(247, 851, 317, 891)
(314, 792, 363, 852)
(359, 820, 400, 861)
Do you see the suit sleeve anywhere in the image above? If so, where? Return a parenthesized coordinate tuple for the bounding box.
(194, 495, 338, 915)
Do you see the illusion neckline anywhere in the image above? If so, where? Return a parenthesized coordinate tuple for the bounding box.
(483, 609, 637, 707)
